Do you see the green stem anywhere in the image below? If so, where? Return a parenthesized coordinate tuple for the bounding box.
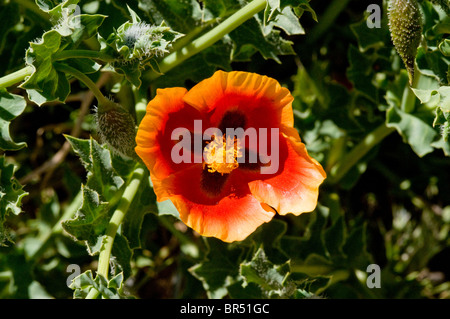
(307, 0, 351, 44)
(328, 124, 396, 184)
(145, 0, 267, 81)
(53, 50, 116, 63)
(53, 62, 109, 105)
(134, 83, 150, 124)
(328, 64, 421, 184)
(401, 64, 420, 113)
(85, 166, 145, 299)
(0, 271, 13, 281)
(0, 66, 34, 89)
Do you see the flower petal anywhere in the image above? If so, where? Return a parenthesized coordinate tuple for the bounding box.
(248, 127, 326, 215)
(183, 70, 294, 129)
(158, 164, 275, 242)
(135, 87, 205, 181)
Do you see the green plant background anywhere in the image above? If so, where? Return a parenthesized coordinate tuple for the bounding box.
(0, 0, 449, 299)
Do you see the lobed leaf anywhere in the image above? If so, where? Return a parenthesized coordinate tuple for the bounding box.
(65, 135, 124, 200)
(189, 238, 244, 299)
(0, 156, 28, 246)
(69, 270, 128, 299)
(240, 247, 295, 298)
(61, 186, 110, 255)
(0, 89, 27, 151)
(386, 105, 438, 157)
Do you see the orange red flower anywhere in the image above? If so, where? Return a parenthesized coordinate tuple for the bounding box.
(135, 71, 326, 242)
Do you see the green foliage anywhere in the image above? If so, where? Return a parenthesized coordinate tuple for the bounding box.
(70, 270, 128, 299)
(0, 90, 27, 151)
(0, 0, 449, 300)
(0, 156, 28, 245)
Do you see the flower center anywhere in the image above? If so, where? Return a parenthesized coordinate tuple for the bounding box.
(203, 135, 242, 175)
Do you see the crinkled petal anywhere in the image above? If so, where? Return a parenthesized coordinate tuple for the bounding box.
(183, 70, 294, 129)
(158, 164, 275, 242)
(248, 127, 326, 215)
(135, 87, 205, 181)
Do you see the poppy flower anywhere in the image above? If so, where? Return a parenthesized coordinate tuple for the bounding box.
(135, 70, 326, 242)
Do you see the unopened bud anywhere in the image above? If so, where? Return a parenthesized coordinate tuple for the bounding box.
(95, 100, 138, 160)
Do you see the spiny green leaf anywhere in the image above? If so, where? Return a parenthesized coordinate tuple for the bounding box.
(138, 0, 204, 34)
(65, 135, 92, 170)
(61, 186, 110, 255)
(324, 216, 346, 256)
(265, 0, 316, 36)
(65, 136, 124, 200)
(342, 222, 372, 268)
(189, 238, 243, 299)
(20, 4, 105, 105)
(0, 89, 27, 151)
(439, 39, 450, 56)
(111, 234, 133, 279)
(265, 0, 317, 24)
(347, 45, 378, 103)
(230, 17, 295, 63)
(123, 170, 156, 249)
(265, 6, 305, 35)
(350, 12, 390, 51)
(416, 47, 450, 84)
(281, 0, 317, 21)
(20, 30, 70, 105)
(240, 247, 295, 298)
(66, 14, 107, 46)
(428, 0, 450, 15)
(35, 0, 79, 14)
(281, 206, 329, 261)
(151, 40, 232, 89)
(386, 105, 438, 157)
(249, 219, 288, 264)
(70, 270, 128, 299)
(433, 107, 450, 142)
(0, 156, 28, 246)
(412, 86, 450, 111)
(156, 199, 180, 220)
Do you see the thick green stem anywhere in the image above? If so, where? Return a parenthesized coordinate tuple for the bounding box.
(86, 166, 145, 299)
(401, 64, 420, 113)
(328, 124, 396, 184)
(53, 50, 116, 63)
(307, 0, 351, 44)
(145, 0, 266, 81)
(0, 51, 114, 90)
(134, 84, 150, 124)
(328, 64, 421, 184)
(0, 66, 34, 89)
(54, 62, 110, 105)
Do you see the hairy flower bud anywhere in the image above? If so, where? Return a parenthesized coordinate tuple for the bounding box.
(388, 0, 423, 85)
(95, 100, 138, 160)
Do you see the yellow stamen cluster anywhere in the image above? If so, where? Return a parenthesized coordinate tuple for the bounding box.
(203, 135, 242, 175)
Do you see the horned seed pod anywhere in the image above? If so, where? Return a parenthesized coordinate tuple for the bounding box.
(388, 0, 423, 85)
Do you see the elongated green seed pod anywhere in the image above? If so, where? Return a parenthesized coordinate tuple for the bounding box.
(95, 100, 138, 160)
(388, 0, 423, 85)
